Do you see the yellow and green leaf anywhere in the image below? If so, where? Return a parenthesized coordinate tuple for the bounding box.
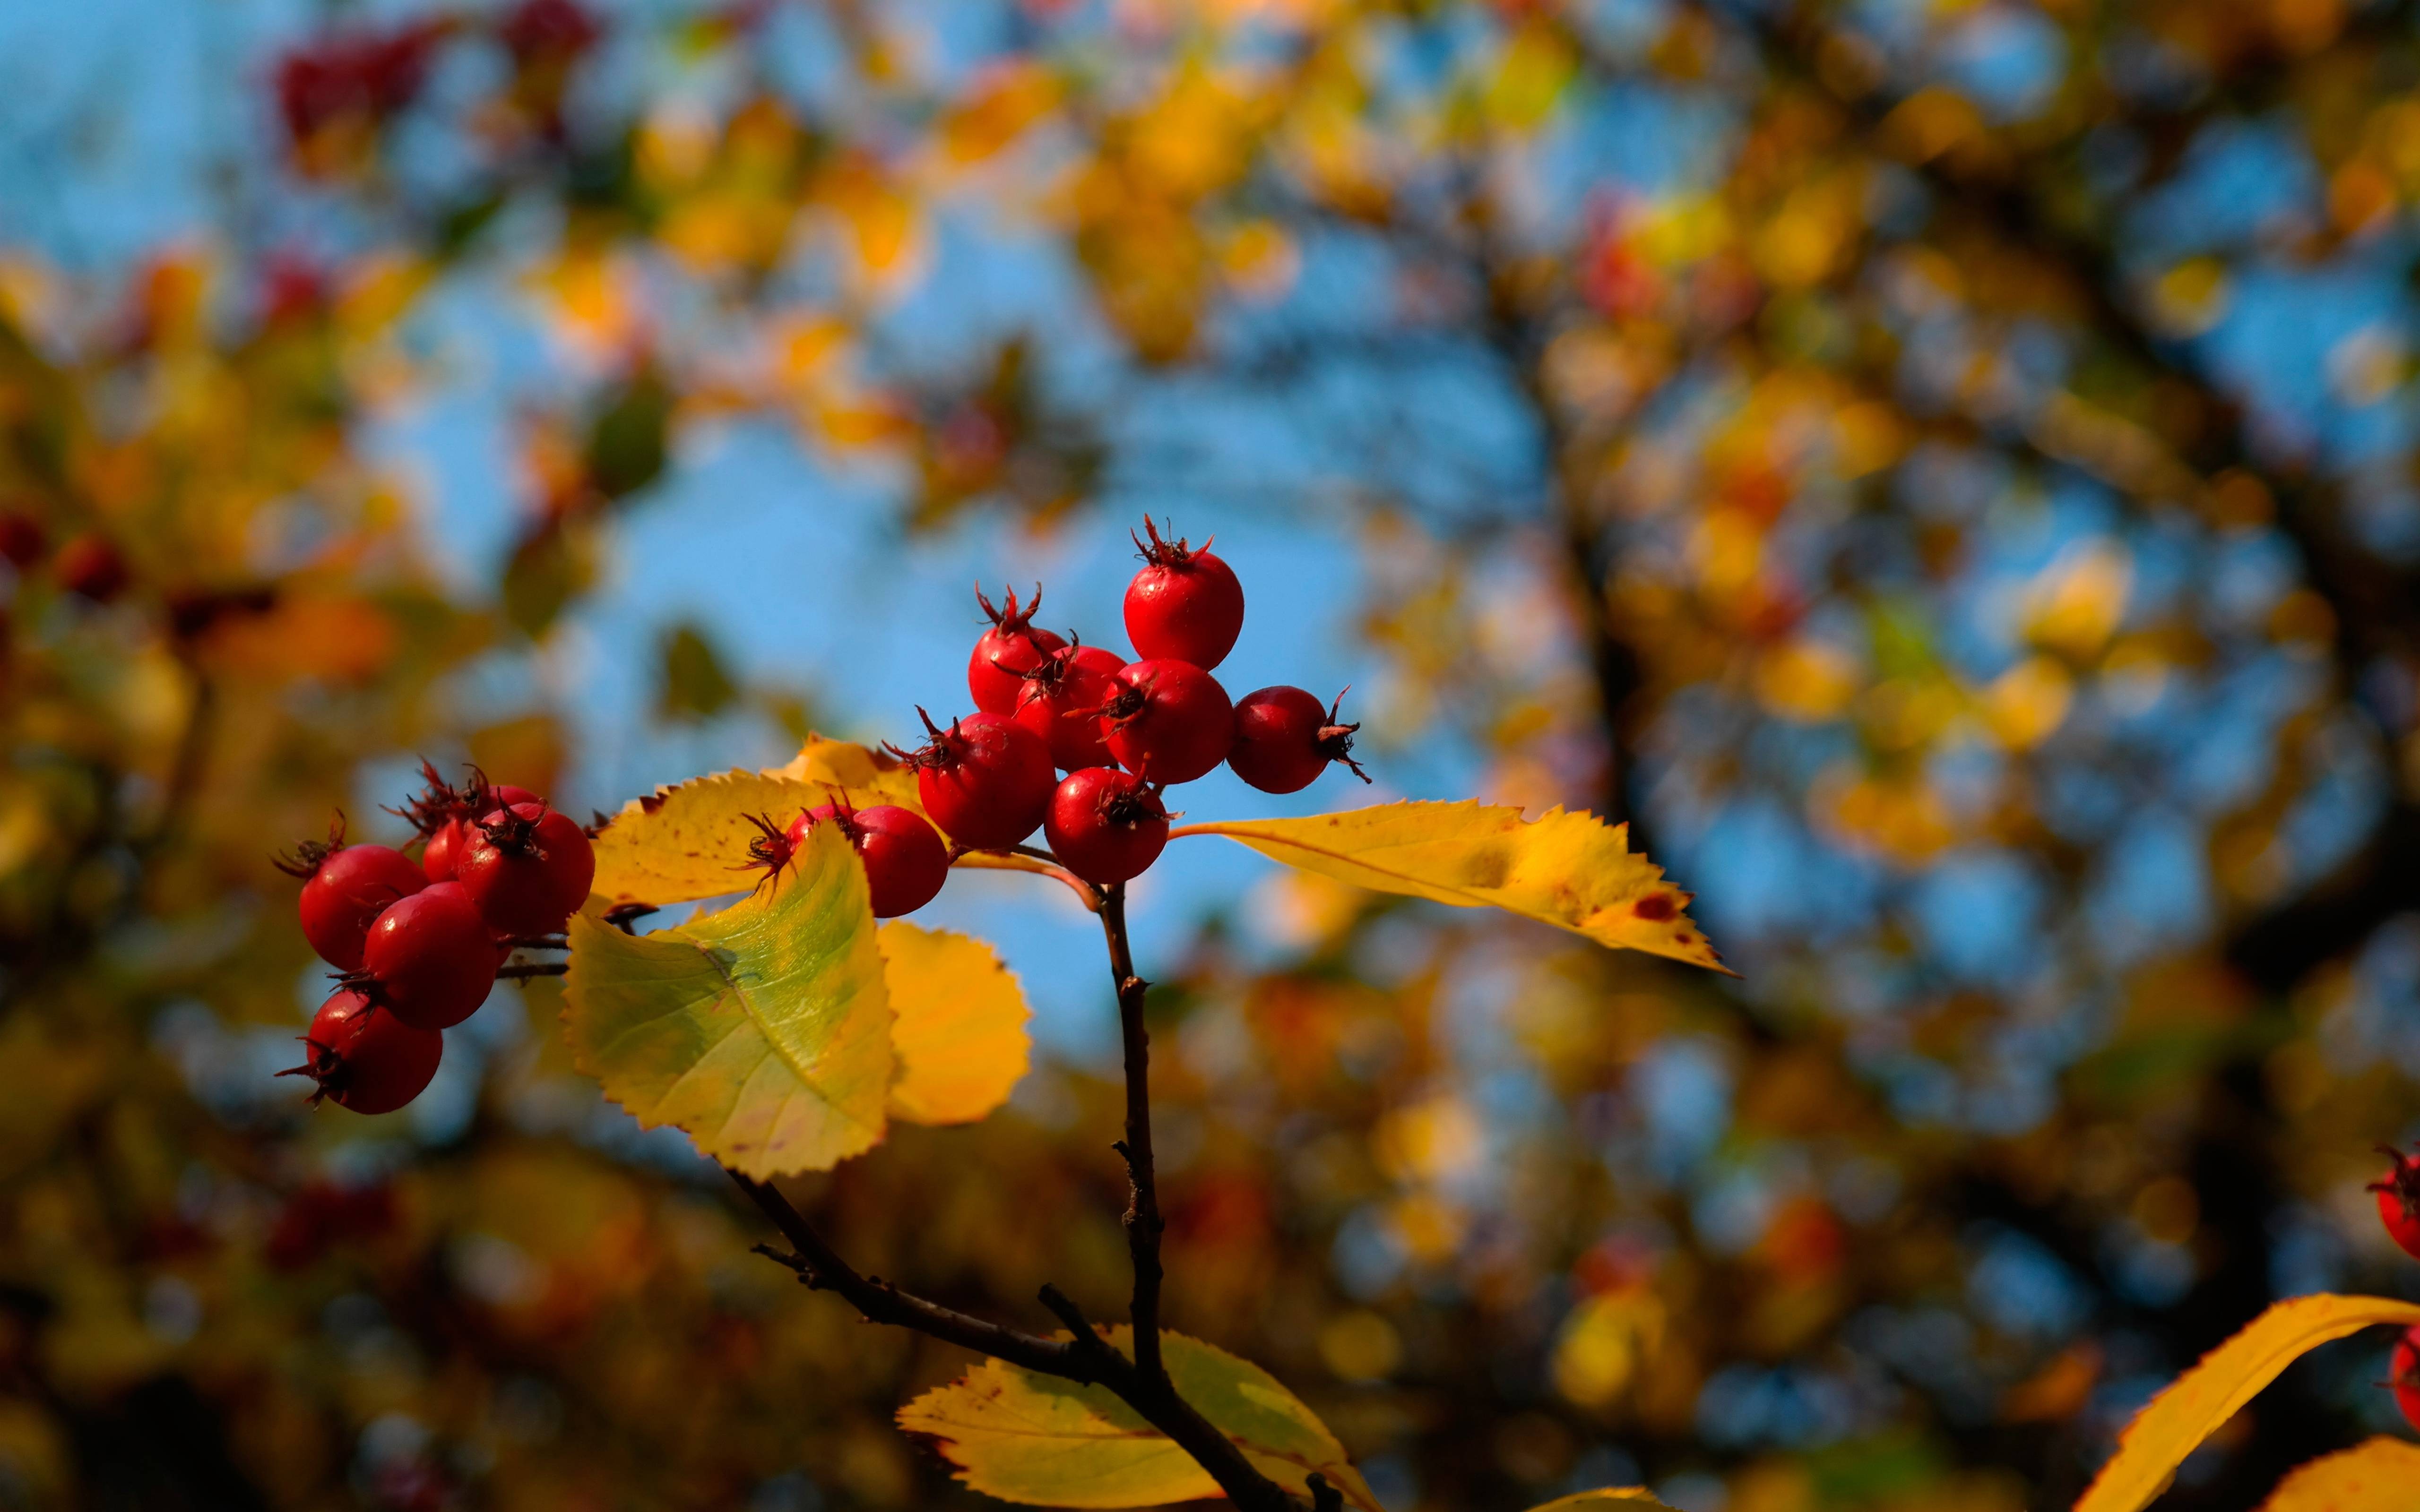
(881, 921, 1030, 1125)
(1171, 801, 1725, 971)
(897, 1327, 1380, 1511)
(562, 824, 894, 1179)
(2254, 1436, 2420, 1511)
(2075, 1294, 2420, 1512)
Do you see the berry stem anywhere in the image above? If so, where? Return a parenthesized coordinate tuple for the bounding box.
(497, 962, 569, 979)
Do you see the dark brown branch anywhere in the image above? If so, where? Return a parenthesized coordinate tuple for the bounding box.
(496, 962, 568, 979)
(1097, 882, 1166, 1380)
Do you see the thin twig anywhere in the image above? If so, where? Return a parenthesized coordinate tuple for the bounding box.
(502, 934, 570, 950)
(1098, 882, 1166, 1381)
(497, 962, 568, 979)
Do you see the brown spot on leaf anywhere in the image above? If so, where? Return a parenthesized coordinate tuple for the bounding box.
(1632, 893, 1677, 921)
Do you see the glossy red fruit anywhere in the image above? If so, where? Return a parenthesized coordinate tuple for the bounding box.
(2372, 1145, 2420, 1261)
(420, 782, 540, 882)
(888, 709, 1056, 850)
(2393, 1326, 2420, 1434)
(1045, 767, 1169, 885)
(1098, 660, 1232, 784)
(1012, 641, 1127, 771)
(1124, 517, 1244, 670)
(53, 532, 129, 601)
(1228, 686, 1372, 795)
(457, 802, 596, 935)
(279, 987, 443, 1115)
(358, 882, 500, 1030)
(968, 584, 1069, 715)
(278, 825, 428, 971)
(777, 802, 950, 917)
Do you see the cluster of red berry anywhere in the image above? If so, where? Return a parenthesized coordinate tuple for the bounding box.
(2373, 1147, 2420, 1428)
(277, 768, 595, 1116)
(762, 519, 1369, 913)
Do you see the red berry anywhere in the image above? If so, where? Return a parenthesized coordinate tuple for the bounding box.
(53, 532, 129, 601)
(1012, 641, 1127, 771)
(358, 881, 500, 1030)
(457, 802, 596, 935)
(2393, 1326, 2420, 1434)
(1228, 686, 1372, 794)
(278, 987, 443, 1115)
(420, 783, 540, 882)
(1123, 517, 1243, 670)
(968, 584, 1069, 715)
(1044, 767, 1169, 885)
(888, 708, 1055, 850)
(278, 825, 427, 971)
(775, 802, 949, 918)
(2371, 1146, 2420, 1261)
(1098, 660, 1232, 785)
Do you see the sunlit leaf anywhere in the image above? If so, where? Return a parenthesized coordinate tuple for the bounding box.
(2074, 1295, 2420, 1512)
(896, 1327, 1380, 1511)
(2254, 1437, 2420, 1511)
(1172, 802, 1726, 971)
(1523, 1493, 1680, 1512)
(561, 824, 893, 1178)
(880, 922, 1029, 1125)
(590, 767, 826, 905)
(768, 737, 1054, 878)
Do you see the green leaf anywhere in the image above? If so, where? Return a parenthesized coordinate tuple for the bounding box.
(561, 823, 893, 1178)
(657, 620, 738, 722)
(897, 1327, 1379, 1511)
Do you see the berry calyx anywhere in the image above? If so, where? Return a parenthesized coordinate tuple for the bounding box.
(1012, 639, 1127, 771)
(1045, 767, 1170, 885)
(354, 881, 501, 1031)
(1123, 517, 1244, 670)
(775, 800, 950, 918)
(1227, 686, 1371, 795)
(277, 818, 428, 971)
(2370, 1145, 2420, 1262)
(278, 987, 443, 1115)
(887, 708, 1056, 850)
(2393, 1325, 2420, 1435)
(1097, 660, 1233, 785)
(390, 763, 538, 882)
(456, 801, 596, 935)
(969, 583, 1069, 715)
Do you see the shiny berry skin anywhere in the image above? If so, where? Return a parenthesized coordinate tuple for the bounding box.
(1012, 642, 1126, 771)
(53, 532, 129, 602)
(781, 802, 950, 918)
(358, 882, 500, 1030)
(889, 709, 1055, 850)
(1099, 660, 1232, 785)
(2372, 1146, 2420, 1262)
(1123, 517, 1243, 670)
(420, 783, 539, 882)
(457, 802, 596, 936)
(1227, 686, 1372, 795)
(1045, 767, 1169, 885)
(280, 987, 443, 1115)
(2394, 1326, 2420, 1435)
(279, 832, 427, 971)
(968, 584, 1069, 716)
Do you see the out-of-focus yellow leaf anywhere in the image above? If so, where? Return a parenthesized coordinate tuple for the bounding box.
(2255, 1437, 2420, 1511)
(560, 825, 893, 1178)
(2074, 1294, 2420, 1512)
(1523, 1493, 1680, 1512)
(880, 922, 1029, 1125)
(1172, 802, 1727, 972)
(1551, 1290, 1666, 1410)
(897, 1327, 1379, 1511)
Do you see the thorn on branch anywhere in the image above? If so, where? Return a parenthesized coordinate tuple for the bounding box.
(751, 1243, 827, 1288)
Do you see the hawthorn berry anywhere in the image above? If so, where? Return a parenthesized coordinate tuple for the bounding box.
(1227, 686, 1372, 794)
(277, 823, 428, 971)
(2370, 1145, 2420, 1262)
(356, 881, 501, 1030)
(774, 801, 950, 918)
(421, 783, 540, 883)
(1098, 660, 1232, 785)
(2394, 1326, 2420, 1435)
(457, 801, 596, 936)
(1012, 640, 1126, 771)
(278, 987, 443, 1115)
(968, 584, 1069, 716)
(53, 532, 129, 602)
(1124, 518, 1244, 670)
(889, 708, 1055, 850)
(1045, 767, 1169, 885)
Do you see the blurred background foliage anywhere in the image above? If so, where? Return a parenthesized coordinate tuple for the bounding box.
(5, 0, 2420, 1509)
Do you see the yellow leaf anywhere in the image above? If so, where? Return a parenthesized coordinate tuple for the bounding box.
(768, 735, 924, 810)
(1171, 801, 1726, 972)
(2075, 1295, 2420, 1512)
(897, 1327, 1380, 1511)
(590, 767, 823, 905)
(560, 825, 893, 1178)
(1524, 1493, 1681, 1512)
(2255, 1437, 2420, 1511)
(880, 922, 1030, 1125)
